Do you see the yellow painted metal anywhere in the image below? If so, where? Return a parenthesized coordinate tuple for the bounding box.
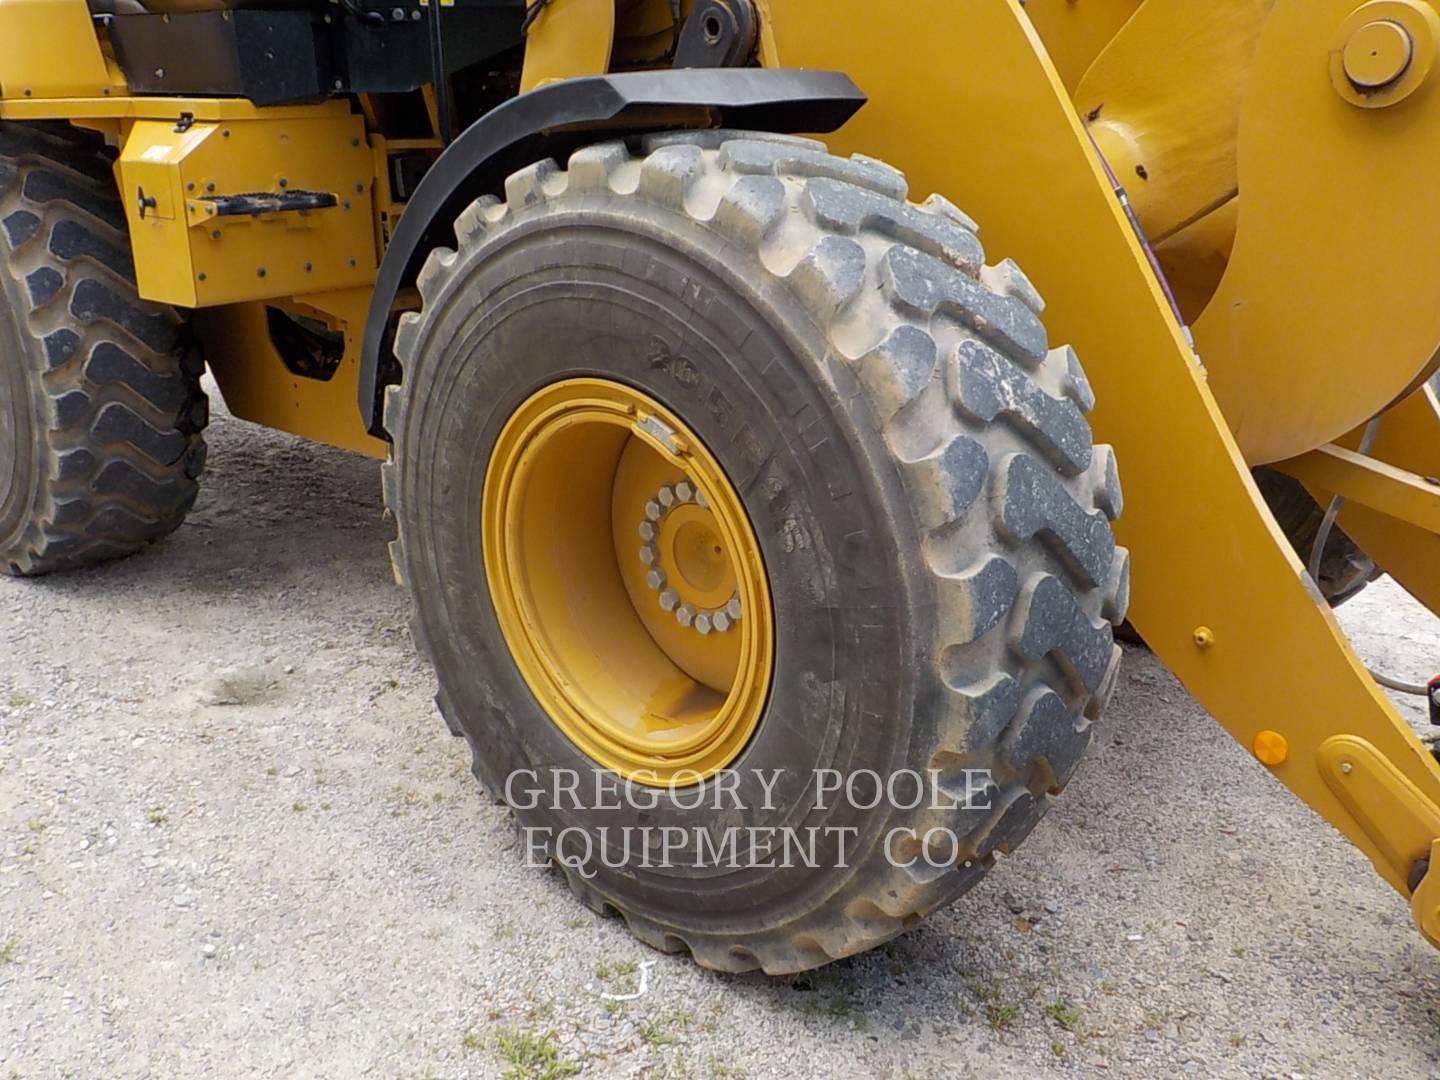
(1074, 0, 1270, 244)
(198, 288, 388, 459)
(1330, 0, 1439, 109)
(519, 0, 616, 92)
(1022, 0, 1144, 93)
(1344, 18, 1416, 87)
(1191, 0, 1440, 465)
(117, 115, 376, 308)
(1318, 735, 1440, 932)
(0, 0, 125, 100)
(1300, 383, 1440, 615)
(1411, 839, 1440, 946)
(765, 0, 1440, 909)
(0, 95, 345, 123)
(483, 379, 773, 785)
(1274, 443, 1440, 536)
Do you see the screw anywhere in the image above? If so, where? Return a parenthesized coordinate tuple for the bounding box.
(206, 182, 215, 192)
(410, 8, 420, 18)
(278, 178, 288, 189)
(186, 182, 195, 191)
(391, 6, 405, 18)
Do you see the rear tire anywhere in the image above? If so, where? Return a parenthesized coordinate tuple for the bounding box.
(0, 121, 206, 577)
(385, 131, 1128, 972)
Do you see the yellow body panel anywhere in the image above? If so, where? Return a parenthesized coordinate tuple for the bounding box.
(519, 0, 616, 91)
(1022, 0, 1144, 93)
(1075, 0, 1270, 244)
(117, 115, 378, 308)
(199, 289, 387, 459)
(0, 0, 125, 99)
(765, 0, 1440, 923)
(1191, 0, 1440, 464)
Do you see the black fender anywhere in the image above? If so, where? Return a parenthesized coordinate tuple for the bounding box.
(357, 67, 867, 435)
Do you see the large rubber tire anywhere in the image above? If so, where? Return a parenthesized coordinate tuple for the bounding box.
(0, 121, 207, 576)
(1253, 467, 1379, 606)
(385, 132, 1128, 973)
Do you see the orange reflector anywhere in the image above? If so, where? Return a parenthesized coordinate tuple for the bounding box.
(1253, 729, 1290, 766)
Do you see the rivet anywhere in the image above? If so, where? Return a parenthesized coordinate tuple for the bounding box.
(1193, 626, 1215, 648)
(1341, 761, 1354, 775)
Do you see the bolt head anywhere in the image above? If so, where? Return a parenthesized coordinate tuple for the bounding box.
(712, 612, 731, 632)
(725, 595, 743, 620)
(695, 613, 712, 635)
(695, 490, 709, 509)
(638, 521, 656, 541)
(675, 481, 694, 503)
(639, 544, 658, 566)
(644, 569, 666, 591)
(658, 588, 679, 612)
(645, 501, 662, 522)
(657, 485, 675, 508)
(675, 604, 695, 628)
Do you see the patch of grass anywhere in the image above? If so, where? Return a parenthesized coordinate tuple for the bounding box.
(7, 693, 33, 709)
(967, 978, 1001, 1003)
(265, 767, 278, 778)
(1045, 998, 1082, 1032)
(986, 1001, 1020, 1031)
(562, 917, 590, 930)
(595, 957, 638, 983)
(147, 805, 168, 826)
(0, 939, 15, 963)
(25, 820, 45, 833)
(1231, 944, 1247, 959)
(493, 921, 517, 941)
(1050, 1041, 1067, 1058)
(292, 802, 307, 813)
(461, 1031, 483, 1053)
(1229, 1032, 1245, 1048)
(707, 1059, 747, 1079)
(639, 1009, 693, 1048)
(1142, 1010, 1165, 1032)
(1099, 979, 1118, 995)
(494, 1026, 580, 1080)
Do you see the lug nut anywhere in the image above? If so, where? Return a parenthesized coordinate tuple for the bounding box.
(725, 595, 742, 620)
(657, 485, 675, 508)
(695, 613, 712, 635)
(659, 588, 679, 612)
(645, 568, 666, 591)
(676, 604, 696, 628)
(712, 611, 731, 632)
(638, 521, 655, 541)
(639, 544, 658, 566)
(645, 500, 662, 521)
(695, 490, 709, 509)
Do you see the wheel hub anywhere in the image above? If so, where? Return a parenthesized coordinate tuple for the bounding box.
(482, 379, 773, 786)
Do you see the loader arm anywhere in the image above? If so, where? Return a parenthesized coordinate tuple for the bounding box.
(756, 0, 1440, 942)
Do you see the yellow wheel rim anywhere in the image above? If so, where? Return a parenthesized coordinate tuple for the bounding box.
(483, 379, 774, 786)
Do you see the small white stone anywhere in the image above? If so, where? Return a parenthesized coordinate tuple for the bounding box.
(202, 943, 217, 958)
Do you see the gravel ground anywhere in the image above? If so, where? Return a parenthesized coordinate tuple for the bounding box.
(3, 393, 1439, 1080)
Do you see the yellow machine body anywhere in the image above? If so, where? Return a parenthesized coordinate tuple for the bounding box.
(6, 0, 1440, 946)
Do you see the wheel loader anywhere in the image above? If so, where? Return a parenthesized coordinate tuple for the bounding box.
(2, 0, 1439, 975)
